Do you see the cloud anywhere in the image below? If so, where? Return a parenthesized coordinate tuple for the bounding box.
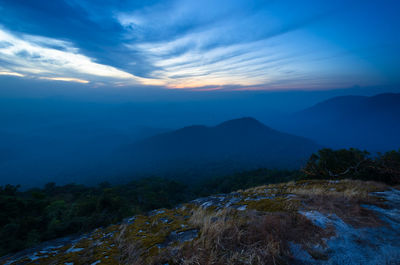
(0, 71, 24, 77)
(0, 0, 394, 90)
(0, 0, 160, 78)
(116, 0, 361, 89)
(39, 77, 90, 84)
(0, 28, 142, 83)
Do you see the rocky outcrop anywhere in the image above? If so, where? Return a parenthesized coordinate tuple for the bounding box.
(1, 179, 399, 265)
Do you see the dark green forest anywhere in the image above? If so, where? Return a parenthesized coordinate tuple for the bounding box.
(1, 148, 399, 257)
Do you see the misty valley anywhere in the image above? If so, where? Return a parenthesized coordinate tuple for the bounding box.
(1, 93, 399, 187)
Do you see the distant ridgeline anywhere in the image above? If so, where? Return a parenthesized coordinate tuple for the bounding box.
(0, 148, 399, 258)
(2, 93, 400, 187)
(273, 93, 400, 151)
(115, 117, 320, 178)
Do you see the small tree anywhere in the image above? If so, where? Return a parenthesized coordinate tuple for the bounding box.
(302, 148, 371, 179)
(372, 150, 400, 184)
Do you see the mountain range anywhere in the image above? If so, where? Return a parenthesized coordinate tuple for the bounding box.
(117, 117, 320, 178)
(272, 93, 400, 151)
(1, 92, 399, 186)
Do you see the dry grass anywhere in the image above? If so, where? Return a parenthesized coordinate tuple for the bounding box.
(114, 224, 144, 265)
(287, 180, 387, 228)
(286, 179, 387, 199)
(114, 179, 389, 264)
(153, 207, 333, 265)
(302, 194, 383, 228)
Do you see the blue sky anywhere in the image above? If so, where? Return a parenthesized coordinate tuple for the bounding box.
(0, 0, 399, 92)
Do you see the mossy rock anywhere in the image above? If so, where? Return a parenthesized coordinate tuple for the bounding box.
(237, 197, 299, 212)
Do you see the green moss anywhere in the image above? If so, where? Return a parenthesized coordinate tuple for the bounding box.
(111, 204, 199, 262)
(237, 197, 299, 213)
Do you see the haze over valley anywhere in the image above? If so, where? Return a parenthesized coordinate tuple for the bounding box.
(1, 91, 399, 187)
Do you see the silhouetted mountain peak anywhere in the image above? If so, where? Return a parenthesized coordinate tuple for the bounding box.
(174, 125, 208, 133)
(216, 117, 269, 130)
(122, 117, 319, 176)
(302, 93, 400, 113)
(280, 92, 400, 151)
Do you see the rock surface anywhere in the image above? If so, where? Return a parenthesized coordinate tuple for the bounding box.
(1, 180, 399, 265)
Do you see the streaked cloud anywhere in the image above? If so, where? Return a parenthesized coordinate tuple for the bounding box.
(0, 28, 141, 83)
(0, 0, 398, 90)
(39, 77, 90, 84)
(0, 71, 25, 77)
(115, 0, 386, 89)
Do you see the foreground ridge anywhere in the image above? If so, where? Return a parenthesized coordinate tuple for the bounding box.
(2, 179, 399, 265)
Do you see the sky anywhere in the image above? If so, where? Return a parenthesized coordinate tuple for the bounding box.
(1, 0, 400, 187)
(0, 0, 399, 94)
